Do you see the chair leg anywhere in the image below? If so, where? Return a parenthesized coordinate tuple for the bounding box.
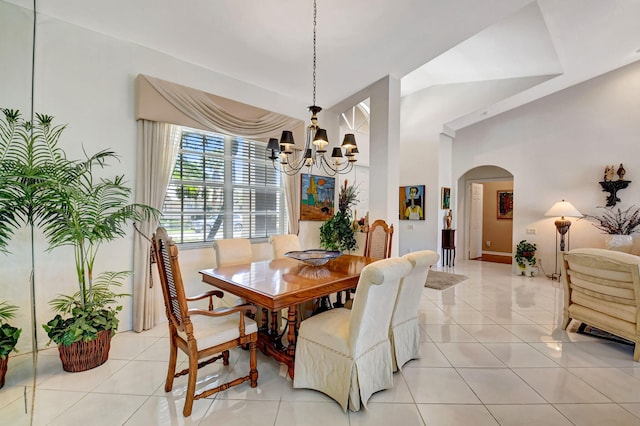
(165, 337, 178, 392)
(249, 341, 258, 388)
(222, 350, 230, 365)
(561, 314, 571, 330)
(634, 343, 639, 362)
(183, 350, 198, 417)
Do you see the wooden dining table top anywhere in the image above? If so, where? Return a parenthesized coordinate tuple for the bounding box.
(200, 254, 376, 311)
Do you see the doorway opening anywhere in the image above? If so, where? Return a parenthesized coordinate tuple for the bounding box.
(458, 166, 514, 265)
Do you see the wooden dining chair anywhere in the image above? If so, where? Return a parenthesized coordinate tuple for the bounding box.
(152, 227, 258, 417)
(293, 257, 412, 411)
(391, 250, 440, 371)
(341, 219, 394, 307)
(364, 219, 394, 259)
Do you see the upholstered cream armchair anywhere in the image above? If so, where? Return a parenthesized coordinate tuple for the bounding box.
(391, 250, 440, 371)
(561, 248, 640, 361)
(293, 257, 412, 411)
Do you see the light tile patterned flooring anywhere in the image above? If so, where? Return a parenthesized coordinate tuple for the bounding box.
(2, 260, 640, 425)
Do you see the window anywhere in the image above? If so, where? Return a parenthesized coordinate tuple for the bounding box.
(160, 127, 286, 245)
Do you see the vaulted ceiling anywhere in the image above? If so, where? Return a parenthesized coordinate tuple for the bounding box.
(11, 0, 640, 133)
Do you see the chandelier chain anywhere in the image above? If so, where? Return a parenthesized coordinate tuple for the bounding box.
(312, 0, 317, 107)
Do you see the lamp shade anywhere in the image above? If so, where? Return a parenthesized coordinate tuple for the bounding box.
(280, 130, 295, 145)
(544, 200, 582, 218)
(341, 133, 357, 148)
(266, 138, 280, 151)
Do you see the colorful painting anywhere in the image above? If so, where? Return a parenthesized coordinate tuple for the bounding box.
(399, 185, 425, 220)
(497, 190, 514, 219)
(441, 187, 451, 209)
(300, 174, 335, 221)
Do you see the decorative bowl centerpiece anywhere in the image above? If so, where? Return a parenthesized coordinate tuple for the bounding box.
(284, 249, 342, 266)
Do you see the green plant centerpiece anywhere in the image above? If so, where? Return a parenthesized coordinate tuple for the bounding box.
(0, 301, 21, 388)
(515, 240, 537, 276)
(1, 109, 157, 371)
(319, 179, 358, 252)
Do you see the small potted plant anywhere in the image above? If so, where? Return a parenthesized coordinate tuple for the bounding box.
(0, 301, 21, 388)
(319, 180, 358, 252)
(515, 240, 538, 276)
(584, 206, 640, 253)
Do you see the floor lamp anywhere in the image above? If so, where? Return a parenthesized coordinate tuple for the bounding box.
(544, 199, 582, 280)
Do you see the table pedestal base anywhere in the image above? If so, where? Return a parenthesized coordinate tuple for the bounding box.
(255, 306, 297, 379)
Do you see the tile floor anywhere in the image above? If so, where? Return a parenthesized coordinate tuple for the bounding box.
(2, 260, 640, 425)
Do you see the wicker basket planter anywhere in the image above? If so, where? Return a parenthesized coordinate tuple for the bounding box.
(0, 356, 8, 388)
(57, 330, 112, 372)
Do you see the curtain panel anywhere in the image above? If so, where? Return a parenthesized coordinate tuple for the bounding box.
(133, 121, 181, 331)
(134, 75, 304, 330)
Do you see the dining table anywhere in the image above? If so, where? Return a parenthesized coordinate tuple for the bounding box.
(200, 254, 376, 378)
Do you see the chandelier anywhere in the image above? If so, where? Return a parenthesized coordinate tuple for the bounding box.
(266, 0, 358, 176)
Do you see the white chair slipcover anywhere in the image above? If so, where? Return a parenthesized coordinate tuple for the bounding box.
(213, 238, 253, 267)
(269, 234, 302, 259)
(391, 250, 440, 371)
(213, 238, 253, 307)
(293, 257, 412, 411)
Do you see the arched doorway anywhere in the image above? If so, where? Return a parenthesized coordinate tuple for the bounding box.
(457, 165, 514, 264)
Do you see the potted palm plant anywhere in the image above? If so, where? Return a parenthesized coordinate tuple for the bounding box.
(1, 109, 157, 372)
(34, 116, 157, 371)
(0, 301, 21, 388)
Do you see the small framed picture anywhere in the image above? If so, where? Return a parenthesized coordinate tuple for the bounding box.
(441, 187, 451, 209)
(497, 190, 513, 219)
(399, 185, 425, 220)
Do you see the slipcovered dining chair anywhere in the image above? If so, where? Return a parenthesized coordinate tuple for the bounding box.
(213, 238, 253, 267)
(293, 256, 412, 411)
(152, 228, 258, 416)
(391, 250, 440, 371)
(269, 234, 301, 259)
(364, 219, 394, 259)
(213, 237, 255, 308)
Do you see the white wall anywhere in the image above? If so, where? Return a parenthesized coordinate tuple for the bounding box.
(5, 9, 310, 346)
(452, 59, 640, 271)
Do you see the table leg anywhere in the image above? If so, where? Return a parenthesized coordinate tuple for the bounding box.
(270, 310, 283, 350)
(287, 306, 297, 358)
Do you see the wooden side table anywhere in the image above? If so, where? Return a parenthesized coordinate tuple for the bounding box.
(442, 229, 456, 266)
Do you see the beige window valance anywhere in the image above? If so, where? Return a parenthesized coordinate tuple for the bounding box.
(135, 74, 303, 140)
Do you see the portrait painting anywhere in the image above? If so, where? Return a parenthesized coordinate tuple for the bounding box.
(497, 190, 514, 219)
(399, 185, 425, 220)
(300, 174, 335, 220)
(441, 187, 451, 209)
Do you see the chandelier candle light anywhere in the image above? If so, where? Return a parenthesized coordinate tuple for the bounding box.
(266, 0, 358, 176)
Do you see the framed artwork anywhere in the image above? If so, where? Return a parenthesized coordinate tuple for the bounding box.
(399, 185, 425, 220)
(300, 174, 335, 221)
(497, 190, 514, 219)
(441, 187, 451, 209)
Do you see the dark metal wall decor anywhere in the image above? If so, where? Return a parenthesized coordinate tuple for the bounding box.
(599, 163, 630, 207)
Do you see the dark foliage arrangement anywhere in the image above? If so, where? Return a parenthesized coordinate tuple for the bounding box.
(585, 206, 640, 235)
